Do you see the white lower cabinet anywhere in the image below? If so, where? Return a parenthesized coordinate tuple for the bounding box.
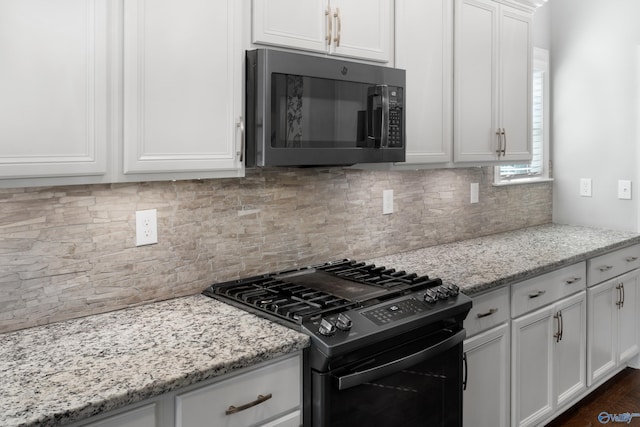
(511, 291, 586, 427)
(463, 322, 510, 427)
(175, 355, 301, 427)
(587, 270, 640, 386)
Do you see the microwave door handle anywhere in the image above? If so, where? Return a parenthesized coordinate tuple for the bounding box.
(367, 89, 378, 144)
(380, 85, 389, 148)
(333, 329, 465, 391)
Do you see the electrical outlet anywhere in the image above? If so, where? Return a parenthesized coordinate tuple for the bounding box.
(470, 183, 479, 204)
(383, 189, 394, 215)
(618, 180, 632, 200)
(580, 178, 592, 197)
(136, 209, 158, 246)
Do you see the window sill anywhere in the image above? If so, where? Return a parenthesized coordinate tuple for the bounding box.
(493, 177, 554, 187)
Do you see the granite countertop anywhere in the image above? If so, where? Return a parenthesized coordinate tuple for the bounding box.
(368, 223, 640, 295)
(3, 223, 640, 427)
(0, 295, 310, 427)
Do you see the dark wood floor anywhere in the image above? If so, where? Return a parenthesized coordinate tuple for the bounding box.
(545, 368, 640, 426)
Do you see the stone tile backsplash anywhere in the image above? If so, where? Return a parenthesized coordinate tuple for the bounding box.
(0, 167, 551, 333)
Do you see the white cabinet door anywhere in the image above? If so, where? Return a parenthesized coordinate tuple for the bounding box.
(498, 4, 532, 162)
(617, 272, 640, 364)
(512, 305, 554, 427)
(554, 291, 587, 408)
(588, 270, 640, 385)
(463, 323, 510, 427)
(454, 0, 532, 163)
(330, 0, 391, 62)
(0, 0, 109, 180)
(252, 0, 392, 62)
(84, 404, 157, 427)
(396, 0, 453, 164)
(454, 0, 498, 163)
(123, 0, 243, 176)
(512, 291, 587, 427)
(252, 0, 327, 53)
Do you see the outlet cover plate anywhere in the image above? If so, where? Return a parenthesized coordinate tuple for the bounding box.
(136, 209, 158, 246)
(383, 189, 394, 215)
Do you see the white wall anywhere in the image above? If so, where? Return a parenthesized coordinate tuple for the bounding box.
(551, 0, 640, 231)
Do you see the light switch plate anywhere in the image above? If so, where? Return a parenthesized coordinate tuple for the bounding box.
(580, 178, 592, 197)
(618, 180, 632, 200)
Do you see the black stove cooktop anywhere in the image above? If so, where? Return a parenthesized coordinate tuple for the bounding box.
(204, 259, 444, 323)
(203, 259, 472, 358)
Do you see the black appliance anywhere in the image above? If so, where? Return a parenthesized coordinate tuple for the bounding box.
(245, 49, 406, 167)
(203, 259, 472, 427)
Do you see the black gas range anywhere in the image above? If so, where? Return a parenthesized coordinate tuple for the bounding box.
(203, 259, 472, 427)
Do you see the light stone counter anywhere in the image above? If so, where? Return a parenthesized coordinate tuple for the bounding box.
(0, 295, 309, 427)
(368, 223, 640, 295)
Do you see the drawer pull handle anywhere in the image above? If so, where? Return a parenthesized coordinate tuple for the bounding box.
(626, 256, 639, 262)
(529, 290, 546, 299)
(477, 308, 498, 318)
(225, 393, 273, 415)
(565, 277, 582, 285)
(598, 265, 614, 272)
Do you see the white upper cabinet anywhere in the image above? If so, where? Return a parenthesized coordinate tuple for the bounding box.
(454, 0, 532, 163)
(0, 0, 243, 188)
(252, 0, 392, 63)
(0, 0, 109, 182)
(122, 0, 243, 178)
(396, 0, 453, 164)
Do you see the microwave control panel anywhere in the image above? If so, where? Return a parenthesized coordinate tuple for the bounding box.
(388, 87, 403, 148)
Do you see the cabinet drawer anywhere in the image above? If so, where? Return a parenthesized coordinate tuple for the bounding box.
(464, 287, 510, 337)
(176, 355, 301, 427)
(511, 262, 586, 318)
(587, 244, 640, 287)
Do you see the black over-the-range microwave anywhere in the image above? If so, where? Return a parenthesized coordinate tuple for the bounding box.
(245, 49, 406, 167)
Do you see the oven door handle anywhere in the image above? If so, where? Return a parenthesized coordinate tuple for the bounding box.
(333, 329, 466, 391)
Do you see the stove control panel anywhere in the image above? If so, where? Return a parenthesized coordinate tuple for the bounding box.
(361, 298, 426, 326)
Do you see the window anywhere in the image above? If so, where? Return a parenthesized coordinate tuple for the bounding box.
(494, 47, 551, 185)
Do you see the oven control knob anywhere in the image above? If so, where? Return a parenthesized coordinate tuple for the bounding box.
(424, 289, 438, 304)
(446, 284, 460, 296)
(318, 318, 337, 336)
(336, 313, 353, 331)
(436, 287, 449, 300)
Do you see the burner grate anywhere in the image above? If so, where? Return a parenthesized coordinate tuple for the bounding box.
(214, 276, 356, 324)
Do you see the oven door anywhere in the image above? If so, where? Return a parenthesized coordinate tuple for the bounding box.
(311, 328, 465, 427)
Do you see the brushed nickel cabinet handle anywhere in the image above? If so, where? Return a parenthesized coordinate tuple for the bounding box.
(626, 256, 639, 262)
(333, 8, 341, 46)
(501, 128, 507, 155)
(615, 284, 623, 308)
(598, 265, 614, 272)
(528, 290, 546, 299)
(565, 277, 582, 285)
(476, 308, 498, 318)
(553, 311, 561, 343)
(225, 393, 272, 415)
(495, 128, 503, 155)
(325, 7, 332, 46)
